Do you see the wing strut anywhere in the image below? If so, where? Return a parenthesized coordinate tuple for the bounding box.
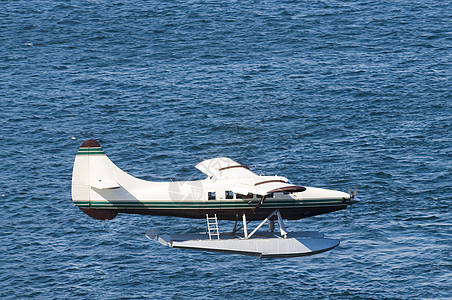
(253, 195, 267, 213)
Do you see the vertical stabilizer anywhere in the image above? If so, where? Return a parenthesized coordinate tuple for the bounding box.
(71, 139, 118, 220)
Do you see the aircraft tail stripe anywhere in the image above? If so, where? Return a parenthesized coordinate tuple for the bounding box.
(76, 148, 105, 155)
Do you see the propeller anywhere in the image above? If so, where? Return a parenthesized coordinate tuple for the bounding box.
(347, 186, 358, 211)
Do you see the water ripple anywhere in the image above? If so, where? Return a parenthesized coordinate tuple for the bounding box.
(1, 0, 451, 299)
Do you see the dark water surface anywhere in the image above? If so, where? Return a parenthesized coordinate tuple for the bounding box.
(1, 0, 451, 299)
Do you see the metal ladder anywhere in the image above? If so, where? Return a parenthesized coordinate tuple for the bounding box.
(206, 214, 220, 240)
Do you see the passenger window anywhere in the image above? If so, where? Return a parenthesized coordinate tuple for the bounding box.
(208, 192, 216, 200)
(225, 191, 234, 199)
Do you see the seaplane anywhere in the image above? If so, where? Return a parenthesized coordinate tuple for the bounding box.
(72, 139, 358, 258)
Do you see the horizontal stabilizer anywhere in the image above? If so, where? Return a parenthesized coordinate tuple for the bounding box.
(90, 180, 120, 190)
(145, 228, 159, 240)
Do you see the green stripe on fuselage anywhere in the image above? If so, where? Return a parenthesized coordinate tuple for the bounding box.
(73, 199, 345, 209)
(76, 147, 105, 155)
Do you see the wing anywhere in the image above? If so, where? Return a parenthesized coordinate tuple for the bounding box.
(195, 157, 258, 178)
(232, 178, 306, 196)
(196, 157, 305, 195)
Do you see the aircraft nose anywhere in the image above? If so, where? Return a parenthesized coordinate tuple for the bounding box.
(342, 194, 359, 205)
(342, 188, 359, 205)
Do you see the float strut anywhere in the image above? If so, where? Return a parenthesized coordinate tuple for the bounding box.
(247, 210, 277, 239)
(276, 210, 288, 238)
(269, 219, 275, 233)
(232, 220, 238, 233)
(242, 213, 248, 239)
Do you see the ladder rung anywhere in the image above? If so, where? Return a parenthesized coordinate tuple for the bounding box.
(206, 214, 220, 240)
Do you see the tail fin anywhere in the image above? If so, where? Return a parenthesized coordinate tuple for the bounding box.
(71, 139, 119, 220)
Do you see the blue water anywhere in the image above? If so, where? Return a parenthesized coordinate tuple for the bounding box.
(1, 0, 451, 298)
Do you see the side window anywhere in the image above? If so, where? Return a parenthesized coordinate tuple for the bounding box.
(225, 191, 234, 199)
(208, 192, 216, 200)
(235, 193, 254, 199)
(237, 193, 254, 199)
(267, 193, 274, 198)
